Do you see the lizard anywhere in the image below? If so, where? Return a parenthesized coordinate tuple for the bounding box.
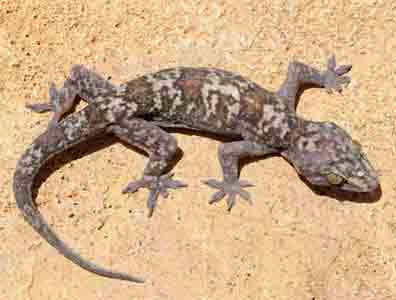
(13, 55, 379, 283)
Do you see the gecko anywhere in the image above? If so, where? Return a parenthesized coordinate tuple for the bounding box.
(13, 55, 379, 283)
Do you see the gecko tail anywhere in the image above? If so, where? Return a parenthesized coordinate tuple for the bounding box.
(13, 182, 144, 283)
(13, 106, 144, 283)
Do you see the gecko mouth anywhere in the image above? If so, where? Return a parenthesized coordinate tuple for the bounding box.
(339, 179, 379, 193)
(308, 174, 379, 193)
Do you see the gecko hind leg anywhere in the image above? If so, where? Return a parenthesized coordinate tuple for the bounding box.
(26, 65, 116, 127)
(26, 82, 77, 128)
(110, 119, 187, 217)
(122, 173, 186, 217)
(204, 141, 276, 211)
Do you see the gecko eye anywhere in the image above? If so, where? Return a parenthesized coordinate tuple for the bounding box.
(326, 173, 344, 185)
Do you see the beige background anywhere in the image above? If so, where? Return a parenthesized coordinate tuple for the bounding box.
(1, 1, 396, 299)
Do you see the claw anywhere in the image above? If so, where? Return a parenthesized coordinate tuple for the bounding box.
(26, 81, 77, 128)
(238, 180, 255, 188)
(335, 64, 352, 76)
(327, 54, 336, 70)
(26, 84, 59, 113)
(209, 190, 226, 204)
(122, 178, 147, 193)
(205, 178, 254, 211)
(227, 193, 236, 211)
(204, 179, 223, 189)
(159, 188, 169, 198)
(123, 173, 187, 217)
(238, 188, 252, 204)
(323, 55, 352, 94)
(26, 103, 53, 113)
(338, 76, 351, 86)
(162, 174, 187, 189)
(49, 82, 58, 99)
(147, 189, 159, 217)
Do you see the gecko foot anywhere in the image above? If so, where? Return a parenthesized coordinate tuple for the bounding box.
(26, 83, 76, 127)
(322, 54, 352, 94)
(26, 102, 54, 113)
(122, 173, 187, 217)
(204, 179, 254, 211)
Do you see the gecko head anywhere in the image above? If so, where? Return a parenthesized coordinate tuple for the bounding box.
(284, 121, 379, 193)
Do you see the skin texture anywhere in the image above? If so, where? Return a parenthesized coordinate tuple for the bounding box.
(13, 55, 379, 283)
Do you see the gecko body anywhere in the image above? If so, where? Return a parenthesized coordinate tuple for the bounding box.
(13, 55, 379, 282)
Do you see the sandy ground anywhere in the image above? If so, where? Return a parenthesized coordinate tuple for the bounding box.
(1, 1, 396, 299)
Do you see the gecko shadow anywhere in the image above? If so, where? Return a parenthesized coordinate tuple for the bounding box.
(299, 175, 382, 203)
(31, 122, 381, 207)
(32, 124, 241, 204)
(153, 127, 383, 204)
(238, 155, 382, 204)
(238, 152, 382, 204)
(295, 84, 382, 203)
(32, 131, 184, 202)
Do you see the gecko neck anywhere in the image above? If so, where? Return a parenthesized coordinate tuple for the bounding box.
(281, 115, 320, 162)
(281, 112, 301, 147)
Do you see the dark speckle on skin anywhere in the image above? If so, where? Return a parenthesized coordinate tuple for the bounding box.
(14, 55, 378, 283)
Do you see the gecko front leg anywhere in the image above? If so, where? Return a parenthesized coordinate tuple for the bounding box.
(204, 141, 277, 211)
(277, 55, 352, 110)
(110, 119, 187, 217)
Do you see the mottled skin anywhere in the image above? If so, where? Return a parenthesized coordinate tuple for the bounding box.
(13, 55, 379, 283)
